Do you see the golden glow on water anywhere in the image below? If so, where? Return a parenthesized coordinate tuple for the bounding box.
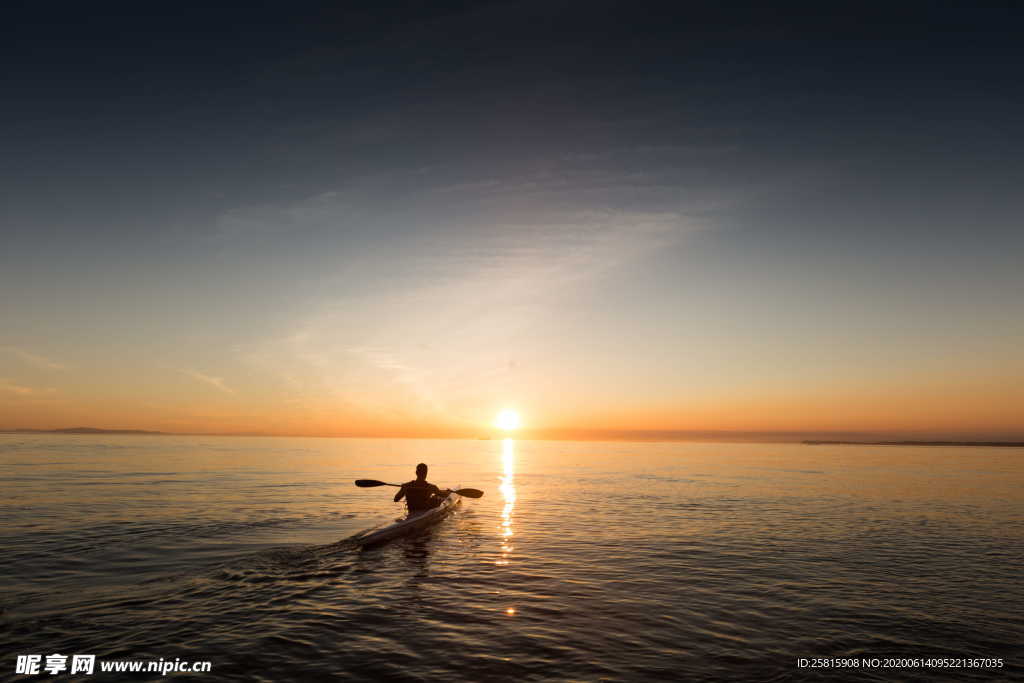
(500, 440, 517, 616)
(497, 437, 516, 569)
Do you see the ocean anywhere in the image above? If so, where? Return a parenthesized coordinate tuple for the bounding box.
(1, 434, 1020, 681)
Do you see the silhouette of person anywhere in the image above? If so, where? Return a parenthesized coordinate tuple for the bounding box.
(394, 463, 450, 512)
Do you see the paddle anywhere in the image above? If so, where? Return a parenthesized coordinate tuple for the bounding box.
(354, 479, 484, 498)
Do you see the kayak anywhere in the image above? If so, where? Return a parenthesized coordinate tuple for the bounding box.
(354, 487, 462, 547)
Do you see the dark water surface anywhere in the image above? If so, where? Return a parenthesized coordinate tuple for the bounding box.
(1, 435, 1021, 681)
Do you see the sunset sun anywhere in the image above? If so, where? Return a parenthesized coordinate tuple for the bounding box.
(494, 409, 521, 431)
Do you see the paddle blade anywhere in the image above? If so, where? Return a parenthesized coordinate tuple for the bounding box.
(454, 488, 484, 499)
(355, 479, 387, 487)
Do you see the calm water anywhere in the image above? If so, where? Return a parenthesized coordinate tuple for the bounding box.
(1, 435, 1021, 681)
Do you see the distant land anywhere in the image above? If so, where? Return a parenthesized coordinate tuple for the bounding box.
(803, 440, 1024, 448)
(2, 427, 164, 435)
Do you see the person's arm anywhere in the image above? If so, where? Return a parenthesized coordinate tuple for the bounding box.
(394, 484, 406, 502)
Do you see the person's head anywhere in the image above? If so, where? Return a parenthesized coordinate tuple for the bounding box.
(415, 463, 428, 480)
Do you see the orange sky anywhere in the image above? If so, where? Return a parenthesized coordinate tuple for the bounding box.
(3, 345, 1021, 439)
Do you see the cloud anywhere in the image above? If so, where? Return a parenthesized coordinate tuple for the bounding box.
(0, 378, 59, 401)
(0, 346, 65, 370)
(406, 207, 694, 300)
(346, 346, 442, 413)
(216, 153, 713, 427)
(0, 378, 35, 396)
(209, 189, 362, 243)
(182, 370, 234, 394)
(231, 207, 692, 420)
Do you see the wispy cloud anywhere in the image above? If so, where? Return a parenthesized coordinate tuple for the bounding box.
(216, 157, 713, 428)
(182, 370, 234, 394)
(0, 378, 35, 396)
(346, 346, 442, 413)
(0, 346, 65, 370)
(229, 195, 702, 424)
(210, 190, 360, 243)
(405, 207, 694, 299)
(0, 378, 58, 398)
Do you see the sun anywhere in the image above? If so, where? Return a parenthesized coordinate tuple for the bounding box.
(494, 409, 521, 431)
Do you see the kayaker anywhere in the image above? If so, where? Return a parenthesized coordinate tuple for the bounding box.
(394, 463, 450, 512)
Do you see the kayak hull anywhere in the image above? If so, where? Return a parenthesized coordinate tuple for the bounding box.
(354, 487, 462, 547)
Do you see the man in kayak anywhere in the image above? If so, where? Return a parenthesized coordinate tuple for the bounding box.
(394, 463, 451, 512)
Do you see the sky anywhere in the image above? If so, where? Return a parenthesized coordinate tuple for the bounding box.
(2, 1, 1022, 439)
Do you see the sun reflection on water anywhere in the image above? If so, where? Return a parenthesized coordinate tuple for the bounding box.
(497, 437, 516, 581)
(498, 438, 516, 614)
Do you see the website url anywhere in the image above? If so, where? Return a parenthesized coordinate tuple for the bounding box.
(15, 654, 212, 676)
(100, 659, 212, 675)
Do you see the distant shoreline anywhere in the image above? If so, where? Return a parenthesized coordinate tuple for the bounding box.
(803, 440, 1024, 448)
(2, 427, 165, 435)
